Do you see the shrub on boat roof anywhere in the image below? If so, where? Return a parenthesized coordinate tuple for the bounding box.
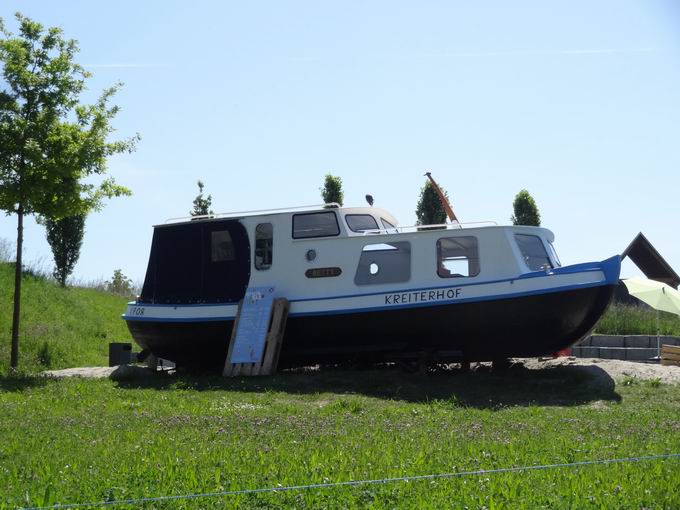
(415, 180, 448, 226)
(511, 189, 541, 227)
(321, 174, 344, 206)
(190, 180, 214, 217)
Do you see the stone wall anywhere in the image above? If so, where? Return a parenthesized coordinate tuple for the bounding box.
(572, 335, 680, 362)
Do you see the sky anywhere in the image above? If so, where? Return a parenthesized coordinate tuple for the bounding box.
(1, 1, 679, 285)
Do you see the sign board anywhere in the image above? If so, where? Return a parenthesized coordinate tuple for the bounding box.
(229, 286, 276, 364)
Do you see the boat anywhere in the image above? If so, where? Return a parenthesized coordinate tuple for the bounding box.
(123, 203, 620, 371)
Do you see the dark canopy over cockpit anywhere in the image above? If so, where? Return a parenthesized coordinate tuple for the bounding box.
(139, 219, 250, 304)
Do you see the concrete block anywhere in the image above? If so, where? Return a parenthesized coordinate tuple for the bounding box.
(590, 335, 624, 348)
(575, 346, 599, 358)
(660, 336, 680, 347)
(624, 348, 658, 362)
(598, 347, 627, 360)
(577, 336, 592, 347)
(624, 336, 651, 348)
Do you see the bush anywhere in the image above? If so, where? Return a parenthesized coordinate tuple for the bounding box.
(595, 303, 680, 336)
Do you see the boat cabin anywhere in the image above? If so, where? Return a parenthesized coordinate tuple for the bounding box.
(138, 204, 562, 306)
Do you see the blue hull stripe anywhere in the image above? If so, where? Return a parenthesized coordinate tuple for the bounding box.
(123, 256, 620, 323)
(123, 279, 612, 323)
(126, 257, 619, 308)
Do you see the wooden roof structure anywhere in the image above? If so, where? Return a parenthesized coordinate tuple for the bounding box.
(622, 232, 680, 289)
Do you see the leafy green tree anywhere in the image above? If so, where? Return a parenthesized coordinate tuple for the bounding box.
(415, 180, 448, 225)
(0, 14, 138, 369)
(190, 180, 213, 216)
(321, 174, 344, 206)
(44, 214, 85, 287)
(106, 269, 134, 297)
(511, 189, 541, 226)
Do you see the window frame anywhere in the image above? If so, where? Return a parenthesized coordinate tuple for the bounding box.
(381, 218, 397, 231)
(292, 211, 341, 239)
(254, 222, 273, 270)
(354, 241, 411, 286)
(547, 241, 561, 267)
(436, 236, 480, 279)
(514, 234, 554, 271)
(210, 230, 236, 263)
(345, 214, 380, 233)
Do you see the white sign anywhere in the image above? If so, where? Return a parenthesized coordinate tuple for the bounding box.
(229, 286, 276, 364)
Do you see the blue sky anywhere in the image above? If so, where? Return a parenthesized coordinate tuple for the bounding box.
(1, 1, 679, 284)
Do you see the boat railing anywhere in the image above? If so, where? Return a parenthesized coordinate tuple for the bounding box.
(164, 203, 341, 224)
(359, 220, 498, 235)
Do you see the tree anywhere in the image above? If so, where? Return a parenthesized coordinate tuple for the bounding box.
(190, 180, 213, 216)
(44, 214, 85, 287)
(415, 180, 448, 225)
(106, 269, 134, 297)
(0, 14, 138, 369)
(511, 189, 541, 226)
(320, 174, 344, 206)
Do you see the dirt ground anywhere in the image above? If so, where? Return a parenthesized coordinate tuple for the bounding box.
(43, 357, 680, 384)
(520, 357, 680, 384)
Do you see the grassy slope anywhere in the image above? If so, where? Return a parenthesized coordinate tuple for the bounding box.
(0, 368, 679, 509)
(0, 263, 132, 374)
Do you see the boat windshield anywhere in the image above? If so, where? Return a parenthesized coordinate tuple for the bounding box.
(515, 234, 553, 271)
(346, 214, 379, 233)
(547, 241, 562, 267)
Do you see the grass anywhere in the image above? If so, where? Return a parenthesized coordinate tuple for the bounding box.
(595, 303, 680, 336)
(0, 262, 132, 375)
(0, 366, 679, 509)
(1, 254, 679, 507)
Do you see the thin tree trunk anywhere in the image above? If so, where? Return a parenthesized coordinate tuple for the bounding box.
(10, 205, 24, 370)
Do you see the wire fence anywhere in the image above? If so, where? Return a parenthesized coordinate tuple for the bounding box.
(18, 452, 680, 510)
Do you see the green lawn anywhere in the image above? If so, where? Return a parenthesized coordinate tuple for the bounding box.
(2, 262, 680, 507)
(1, 366, 679, 509)
(0, 263, 132, 375)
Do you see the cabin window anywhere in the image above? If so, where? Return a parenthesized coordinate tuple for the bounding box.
(547, 241, 561, 267)
(437, 236, 480, 278)
(354, 242, 411, 285)
(292, 212, 340, 239)
(346, 214, 379, 233)
(211, 230, 236, 262)
(255, 223, 273, 270)
(515, 234, 553, 271)
(381, 218, 396, 230)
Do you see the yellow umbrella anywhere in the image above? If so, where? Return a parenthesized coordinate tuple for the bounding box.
(622, 277, 680, 360)
(622, 278, 680, 316)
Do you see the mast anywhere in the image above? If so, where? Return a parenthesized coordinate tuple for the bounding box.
(424, 172, 458, 223)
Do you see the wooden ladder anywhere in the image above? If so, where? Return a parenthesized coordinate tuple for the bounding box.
(223, 298, 290, 376)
